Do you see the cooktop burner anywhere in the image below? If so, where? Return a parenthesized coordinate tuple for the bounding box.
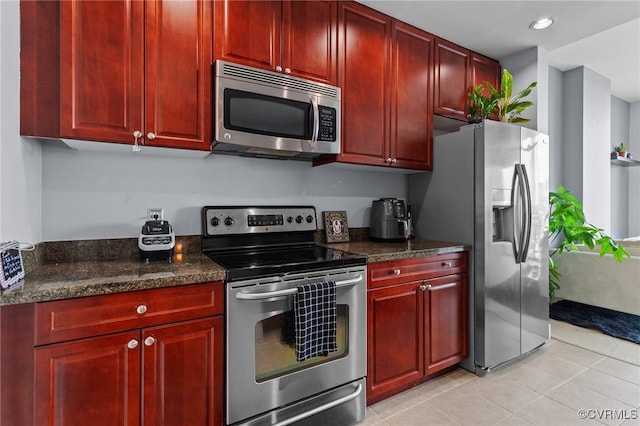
(201, 206, 366, 281)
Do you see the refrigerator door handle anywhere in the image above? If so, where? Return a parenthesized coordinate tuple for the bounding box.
(511, 164, 531, 263)
(519, 164, 532, 262)
(510, 166, 521, 262)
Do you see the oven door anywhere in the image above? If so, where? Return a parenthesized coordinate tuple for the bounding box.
(226, 267, 366, 425)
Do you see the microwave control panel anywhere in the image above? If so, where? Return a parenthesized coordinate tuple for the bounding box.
(318, 106, 337, 142)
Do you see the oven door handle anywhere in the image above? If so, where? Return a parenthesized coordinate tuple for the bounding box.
(273, 383, 363, 426)
(235, 274, 364, 300)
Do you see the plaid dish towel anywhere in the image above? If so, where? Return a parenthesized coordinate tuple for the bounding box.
(294, 281, 337, 361)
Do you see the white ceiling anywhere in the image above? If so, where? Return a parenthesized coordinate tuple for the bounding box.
(359, 1, 640, 103)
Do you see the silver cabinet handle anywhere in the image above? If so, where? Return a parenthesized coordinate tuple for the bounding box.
(420, 284, 432, 291)
(136, 304, 147, 315)
(385, 157, 393, 163)
(442, 261, 452, 268)
(275, 65, 283, 72)
(392, 268, 401, 275)
(284, 67, 291, 74)
(391, 158, 397, 163)
(132, 131, 142, 152)
(127, 339, 138, 349)
(236, 275, 363, 300)
(144, 336, 155, 347)
(146, 132, 156, 140)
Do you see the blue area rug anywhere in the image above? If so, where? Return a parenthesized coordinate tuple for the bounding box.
(550, 300, 640, 344)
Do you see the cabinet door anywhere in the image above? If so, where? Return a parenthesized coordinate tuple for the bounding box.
(214, 0, 281, 72)
(424, 274, 468, 375)
(144, 0, 213, 150)
(390, 21, 434, 170)
(335, 1, 390, 166)
(142, 317, 224, 426)
(433, 38, 470, 121)
(367, 282, 424, 405)
(282, 0, 337, 84)
(35, 331, 141, 426)
(60, 0, 144, 144)
(470, 52, 501, 95)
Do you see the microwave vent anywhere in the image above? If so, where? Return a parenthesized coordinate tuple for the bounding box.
(220, 61, 340, 100)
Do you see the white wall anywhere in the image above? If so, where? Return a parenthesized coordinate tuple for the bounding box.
(562, 66, 612, 234)
(611, 97, 630, 238)
(0, 1, 43, 244)
(500, 46, 549, 134)
(548, 67, 564, 194)
(629, 102, 640, 236)
(41, 142, 407, 240)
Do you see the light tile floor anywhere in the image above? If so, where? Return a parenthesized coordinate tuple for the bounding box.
(362, 338, 640, 426)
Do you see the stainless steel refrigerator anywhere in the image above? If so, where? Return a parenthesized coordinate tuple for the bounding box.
(408, 120, 550, 374)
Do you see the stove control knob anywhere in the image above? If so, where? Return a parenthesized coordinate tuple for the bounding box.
(224, 216, 234, 226)
(295, 215, 303, 224)
(305, 215, 314, 224)
(210, 217, 220, 227)
(287, 216, 294, 223)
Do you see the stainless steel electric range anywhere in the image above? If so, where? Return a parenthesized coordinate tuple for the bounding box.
(201, 206, 367, 426)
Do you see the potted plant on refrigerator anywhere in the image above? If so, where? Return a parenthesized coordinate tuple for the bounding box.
(467, 69, 537, 124)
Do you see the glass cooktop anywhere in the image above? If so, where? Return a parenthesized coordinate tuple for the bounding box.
(205, 244, 366, 282)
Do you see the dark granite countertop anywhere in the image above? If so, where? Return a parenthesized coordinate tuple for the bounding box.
(1, 234, 468, 306)
(323, 239, 469, 263)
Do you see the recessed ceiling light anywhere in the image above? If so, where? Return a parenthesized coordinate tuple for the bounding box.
(529, 17, 555, 30)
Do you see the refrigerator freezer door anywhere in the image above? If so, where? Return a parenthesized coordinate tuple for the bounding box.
(474, 121, 522, 369)
(519, 127, 550, 353)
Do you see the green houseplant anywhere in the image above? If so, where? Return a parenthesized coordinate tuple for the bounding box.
(548, 185, 630, 300)
(467, 69, 537, 124)
(614, 142, 627, 157)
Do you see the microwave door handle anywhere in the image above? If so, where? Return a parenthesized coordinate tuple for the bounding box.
(310, 96, 319, 148)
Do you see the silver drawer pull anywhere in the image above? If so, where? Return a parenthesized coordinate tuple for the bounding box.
(442, 261, 452, 268)
(236, 274, 363, 300)
(273, 383, 363, 426)
(127, 339, 138, 350)
(136, 304, 148, 315)
(144, 336, 155, 347)
(392, 268, 401, 275)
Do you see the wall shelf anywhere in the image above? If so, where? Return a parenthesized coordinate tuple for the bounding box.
(611, 156, 640, 167)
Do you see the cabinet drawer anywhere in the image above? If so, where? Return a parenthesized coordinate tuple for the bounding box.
(35, 281, 224, 346)
(368, 253, 467, 289)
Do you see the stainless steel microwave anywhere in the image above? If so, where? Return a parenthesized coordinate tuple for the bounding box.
(213, 60, 341, 160)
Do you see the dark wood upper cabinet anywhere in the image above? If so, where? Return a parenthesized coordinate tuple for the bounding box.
(59, 1, 145, 144)
(390, 21, 434, 170)
(434, 37, 501, 122)
(214, 0, 337, 85)
(21, 0, 213, 151)
(433, 37, 470, 121)
(470, 52, 502, 96)
(314, 1, 433, 171)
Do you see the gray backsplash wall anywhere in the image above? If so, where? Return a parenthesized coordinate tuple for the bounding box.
(41, 141, 408, 241)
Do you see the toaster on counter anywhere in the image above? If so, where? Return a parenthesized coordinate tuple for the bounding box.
(138, 220, 175, 262)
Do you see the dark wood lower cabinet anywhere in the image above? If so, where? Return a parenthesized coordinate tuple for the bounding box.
(35, 330, 142, 426)
(34, 316, 223, 426)
(367, 254, 468, 405)
(1, 282, 224, 426)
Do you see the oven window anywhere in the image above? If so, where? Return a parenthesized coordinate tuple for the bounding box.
(224, 89, 312, 139)
(255, 305, 348, 382)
